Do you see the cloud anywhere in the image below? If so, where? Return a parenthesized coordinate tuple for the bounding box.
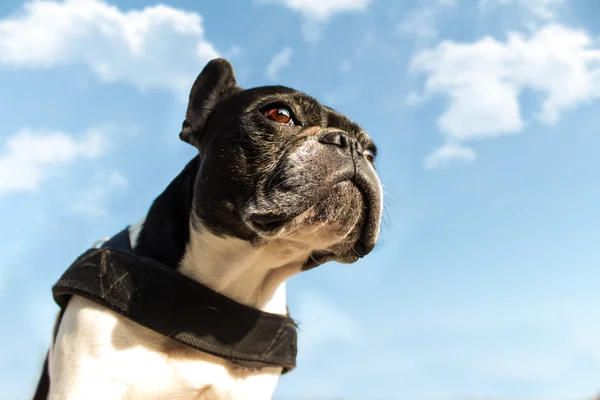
(399, 0, 457, 41)
(424, 143, 476, 169)
(266, 47, 293, 81)
(479, 0, 567, 20)
(0, 128, 105, 195)
(259, 0, 372, 42)
(266, 0, 372, 21)
(69, 170, 128, 218)
(409, 23, 600, 168)
(0, 0, 220, 94)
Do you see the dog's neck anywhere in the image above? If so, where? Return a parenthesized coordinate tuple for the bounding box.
(131, 156, 304, 315)
(178, 227, 306, 314)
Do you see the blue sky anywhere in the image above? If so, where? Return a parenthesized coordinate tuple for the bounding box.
(1, 0, 599, 398)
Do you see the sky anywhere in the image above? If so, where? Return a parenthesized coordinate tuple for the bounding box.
(0, 0, 599, 399)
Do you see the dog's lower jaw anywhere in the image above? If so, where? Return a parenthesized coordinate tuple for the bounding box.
(177, 221, 305, 315)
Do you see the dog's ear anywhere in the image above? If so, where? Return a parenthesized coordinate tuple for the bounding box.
(180, 58, 241, 148)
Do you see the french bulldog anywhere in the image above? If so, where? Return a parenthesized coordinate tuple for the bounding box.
(33, 58, 383, 400)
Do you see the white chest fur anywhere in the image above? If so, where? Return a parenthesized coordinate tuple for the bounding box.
(48, 296, 283, 400)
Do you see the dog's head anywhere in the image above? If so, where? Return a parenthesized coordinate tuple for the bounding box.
(180, 58, 382, 269)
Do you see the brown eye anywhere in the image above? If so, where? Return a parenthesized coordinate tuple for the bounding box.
(363, 149, 375, 164)
(265, 107, 293, 125)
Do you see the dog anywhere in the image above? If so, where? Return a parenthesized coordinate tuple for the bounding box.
(32, 58, 383, 400)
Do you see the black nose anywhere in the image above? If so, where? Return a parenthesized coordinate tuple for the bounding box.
(318, 131, 358, 152)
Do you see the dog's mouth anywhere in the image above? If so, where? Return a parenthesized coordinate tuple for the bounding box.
(248, 174, 380, 267)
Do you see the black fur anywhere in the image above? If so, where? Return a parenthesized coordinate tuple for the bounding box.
(134, 156, 200, 269)
(180, 58, 242, 148)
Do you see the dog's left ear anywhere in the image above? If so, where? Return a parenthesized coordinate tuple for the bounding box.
(180, 58, 241, 148)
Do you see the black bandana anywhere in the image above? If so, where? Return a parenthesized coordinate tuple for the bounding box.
(52, 228, 298, 372)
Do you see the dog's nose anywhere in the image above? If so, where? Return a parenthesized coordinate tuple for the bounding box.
(318, 131, 359, 153)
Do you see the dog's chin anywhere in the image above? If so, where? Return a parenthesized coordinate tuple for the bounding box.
(247, 180, 376, 267)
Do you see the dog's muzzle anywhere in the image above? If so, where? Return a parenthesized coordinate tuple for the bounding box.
(249, 128, 382, 264)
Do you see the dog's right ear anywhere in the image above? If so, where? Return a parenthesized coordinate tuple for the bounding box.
(180, 58, 241, 148)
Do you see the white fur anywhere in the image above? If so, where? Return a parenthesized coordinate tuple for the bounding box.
(128, 215, 146, 249)
(49, 296, 282, 400)
(178, 220, 343, 314)
(47, 213, 364, 399)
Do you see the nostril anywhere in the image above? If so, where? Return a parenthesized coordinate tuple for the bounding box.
(318, 131, 348, 149)
(353, 241, 366, 258)
(250, 213, 290, 231)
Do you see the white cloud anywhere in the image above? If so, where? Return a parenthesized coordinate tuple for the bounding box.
(0, 0, 220, 94)
(399, 0, 457, 41)
(266, 47, 293, 81)
(259, 0, 372, 42)
(266, 0, 371, 21)
(0, 128, 105, 195)
(424, 143, 476, 169)
(479, 0, 567, 20)
(409, 23, 600, 168)
(69, 170, 128, 218)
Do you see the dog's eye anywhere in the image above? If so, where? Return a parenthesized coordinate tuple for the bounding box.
(363, 149, 375, 164)
(265, 107, 294, 125)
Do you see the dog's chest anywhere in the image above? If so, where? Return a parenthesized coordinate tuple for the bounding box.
(50, 296, 282, 400)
